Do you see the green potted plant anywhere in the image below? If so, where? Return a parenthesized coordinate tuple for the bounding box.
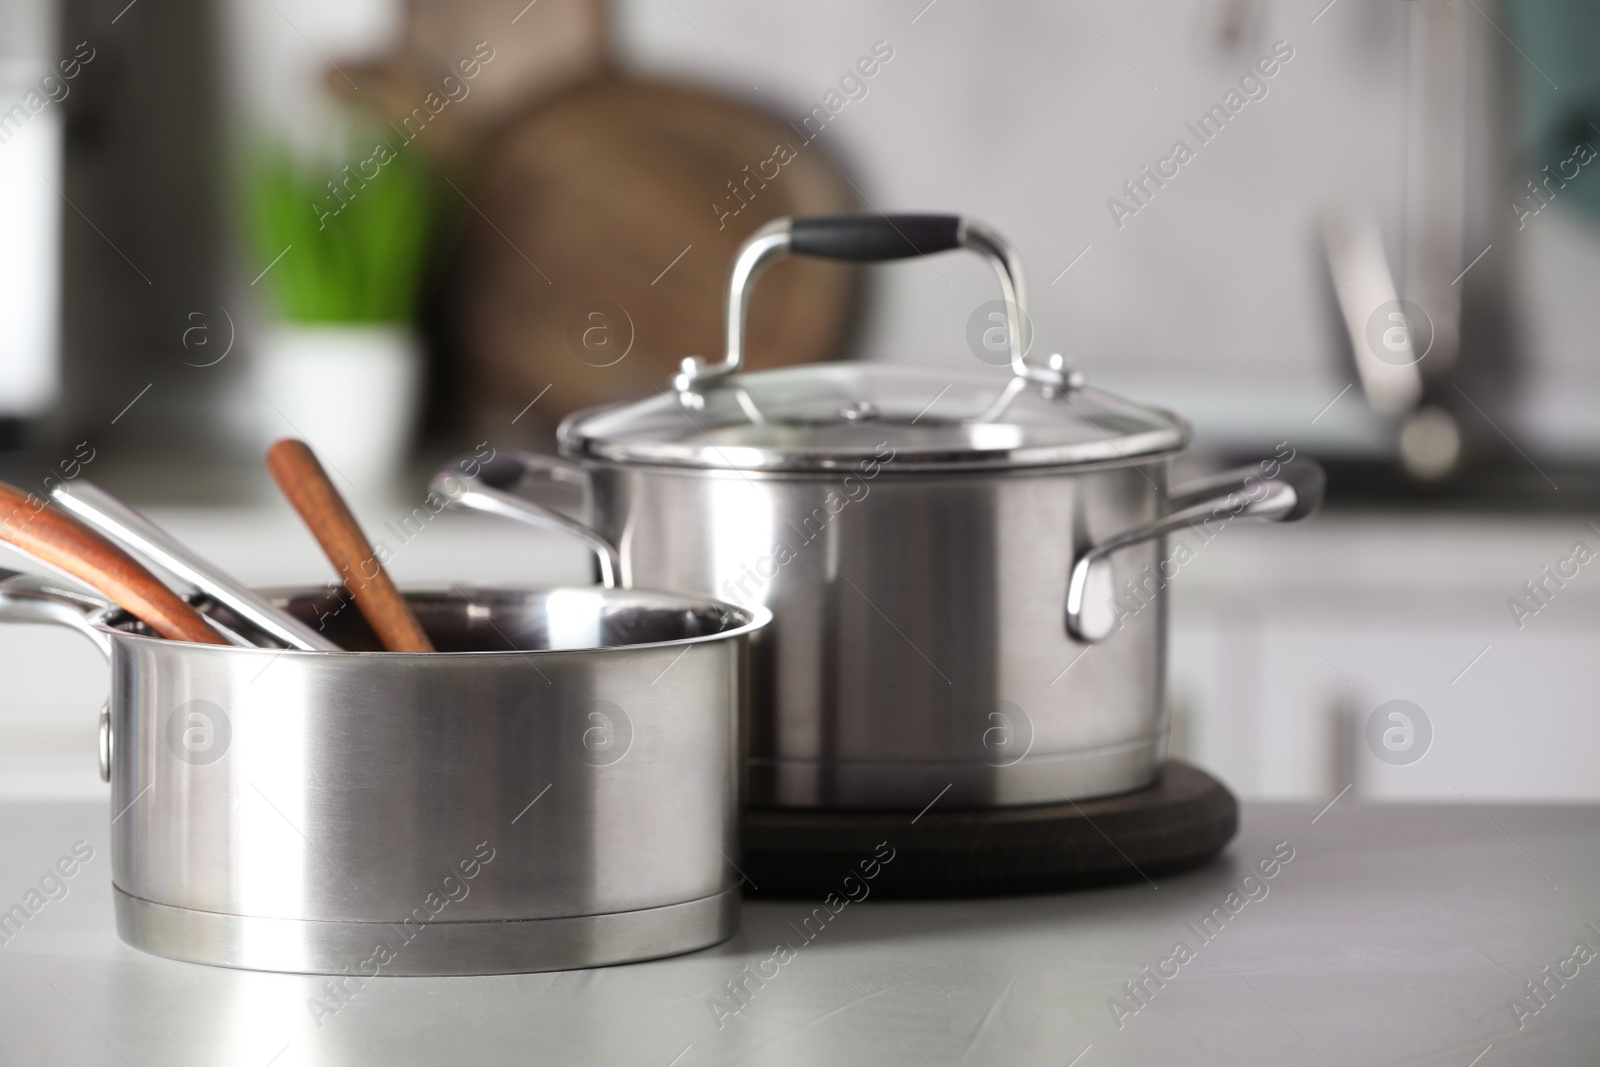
(244, 141, 435, 496)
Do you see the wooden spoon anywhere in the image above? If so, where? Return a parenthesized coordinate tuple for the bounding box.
(266, 440, 435, 653)
(0, 482, 227, 644)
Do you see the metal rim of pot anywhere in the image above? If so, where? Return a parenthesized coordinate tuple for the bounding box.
(0, 572, 768, 657)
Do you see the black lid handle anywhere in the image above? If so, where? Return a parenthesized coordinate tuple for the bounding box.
(788, 214, 963, 261)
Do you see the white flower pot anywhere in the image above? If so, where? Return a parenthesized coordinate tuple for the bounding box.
(252, 325, 422, 498)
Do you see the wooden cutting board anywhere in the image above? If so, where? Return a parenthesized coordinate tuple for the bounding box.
(443, 75, 858, 430)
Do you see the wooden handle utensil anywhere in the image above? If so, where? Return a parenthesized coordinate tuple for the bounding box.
(266, 440, 435, 653)
(0, 482, 227, 644)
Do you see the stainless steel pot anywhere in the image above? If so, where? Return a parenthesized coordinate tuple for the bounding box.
(440, 214, 1323, 812)
(0, 571, 767, 974)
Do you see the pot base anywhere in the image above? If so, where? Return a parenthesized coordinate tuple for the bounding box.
(113, 885, 740, 975)
(750, 734, 1164, 810)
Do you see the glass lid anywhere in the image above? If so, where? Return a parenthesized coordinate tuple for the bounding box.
(558, 362, 1189, 472)
(560, 213, 1189, 473)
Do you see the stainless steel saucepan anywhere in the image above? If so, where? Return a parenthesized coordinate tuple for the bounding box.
(0, 571, 767, 974)
(439, 214, 1324, 812)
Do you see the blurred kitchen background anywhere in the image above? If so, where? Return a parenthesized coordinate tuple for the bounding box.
(1, 0, 1597, 802)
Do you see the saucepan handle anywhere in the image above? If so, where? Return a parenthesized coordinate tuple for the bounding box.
(1064, 458, 1325, 643)
(0, 570, 114, 782)
(676, 213, 1063, 391)
(431, 452, 622, 589)
(0, 568, 113, 656)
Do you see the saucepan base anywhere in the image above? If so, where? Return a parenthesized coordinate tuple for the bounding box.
(113, 885, 739, 975)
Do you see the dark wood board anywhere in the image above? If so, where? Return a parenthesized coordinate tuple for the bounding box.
(447, 76, 859, 432)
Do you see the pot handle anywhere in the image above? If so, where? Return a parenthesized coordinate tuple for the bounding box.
(1065, 459, 1326, 643)
(431, 452, 622, 589)
(676, 214, 1066, 392)
(0, 570, 115, 781)
(0, 569, 113, 657)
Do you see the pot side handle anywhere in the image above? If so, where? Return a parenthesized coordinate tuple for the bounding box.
(431, 452, 622, 589)
(0, 570, 115, 782)
(1065, 459, 1326, 644)
(0, 568, 113, 656)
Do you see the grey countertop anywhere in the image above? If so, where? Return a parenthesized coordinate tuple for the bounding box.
(0, 799, 1595, 1065)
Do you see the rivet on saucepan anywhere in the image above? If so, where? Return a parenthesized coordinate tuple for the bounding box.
(839, 401, 880, 422)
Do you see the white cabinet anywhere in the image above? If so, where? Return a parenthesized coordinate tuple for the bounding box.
(1169, 514, 1600, 800)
